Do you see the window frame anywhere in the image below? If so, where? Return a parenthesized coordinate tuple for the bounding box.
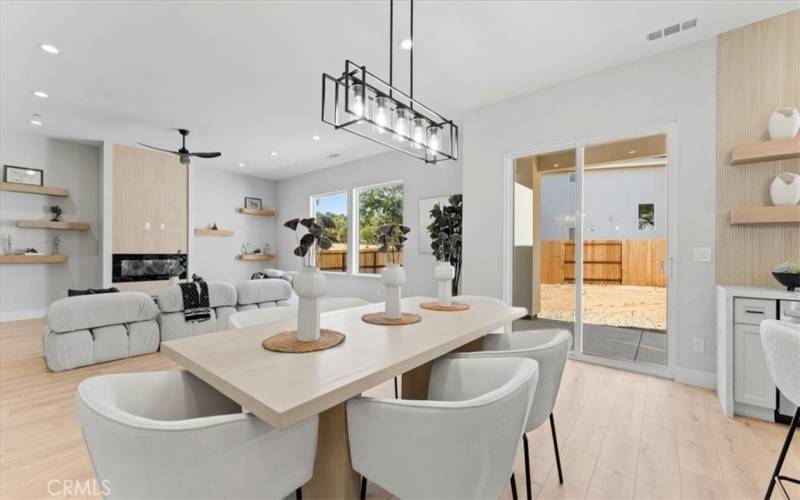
(352, 180, 404, 278)
(309, 189, 350, 275)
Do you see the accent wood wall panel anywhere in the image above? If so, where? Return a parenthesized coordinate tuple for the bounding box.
(716, 11, 800, 287)
(112, 145, 188, 254)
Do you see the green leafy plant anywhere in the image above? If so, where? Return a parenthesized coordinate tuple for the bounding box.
(427, 194, 463, 295)
(378, 224, 410, 265)
(774, 262, 800, 274)
(284, 216, 334, 267)
(168, 250, 186, 278)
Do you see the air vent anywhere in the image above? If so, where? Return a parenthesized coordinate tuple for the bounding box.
(647, 18, 698, 41)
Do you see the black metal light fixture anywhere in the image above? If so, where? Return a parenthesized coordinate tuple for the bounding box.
(321, 0, 458, 164)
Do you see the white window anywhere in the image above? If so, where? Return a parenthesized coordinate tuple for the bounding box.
(311, 191, 349, 272)
(354, 182, 404, 274)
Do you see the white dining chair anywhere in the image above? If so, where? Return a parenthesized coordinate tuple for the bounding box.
(760, 319, 800, 500)
(76, 370, 318, 499)
(448, 328, 572, 499)
(348, 357, 539, 499)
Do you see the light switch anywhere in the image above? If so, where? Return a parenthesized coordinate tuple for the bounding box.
(694, 247, 712, 262)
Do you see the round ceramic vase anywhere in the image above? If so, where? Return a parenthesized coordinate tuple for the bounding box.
(381, 263, 406, 319)
(294, 267, 327, 341)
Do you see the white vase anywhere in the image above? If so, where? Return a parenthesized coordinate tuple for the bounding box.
(169, 277, 179, 286)
(768, 107, 800, 140)
(381, 263, 406, 319)
(293, 266, 327, 341)
(435, 261, 455, 306)
(770, 172, 800, 206)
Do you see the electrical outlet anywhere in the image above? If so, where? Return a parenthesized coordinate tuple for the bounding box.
(693, 247, 712, 262)
(692, 337, 705, 353)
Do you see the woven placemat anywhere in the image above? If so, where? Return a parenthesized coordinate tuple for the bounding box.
(361, 312, 422, 325)
(420, 302, 470, 312)
(262, 329, 346, 353)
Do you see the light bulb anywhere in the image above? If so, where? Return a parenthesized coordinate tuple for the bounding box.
(350, 83, 365, 119)
(392, 107, 411, 142)
(411, 117, 428, 149)
(427, 126, 442, 153)
(373, 95, 391, 134)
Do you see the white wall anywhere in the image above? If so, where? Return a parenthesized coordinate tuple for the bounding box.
(462, 40, 717, 378)
(540, 166, 666, 240)
(190, 167, 278, 283)
(276, 152, 462, 302)
(1, 130, 102, 320)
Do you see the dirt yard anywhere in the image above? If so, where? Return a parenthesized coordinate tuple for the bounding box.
(539, 284, 666, 331)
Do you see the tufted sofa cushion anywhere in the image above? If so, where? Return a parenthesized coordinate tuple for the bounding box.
(157, 281, 238, 312)
(47, 292, 158, 333)
(235, 279, 293, 306)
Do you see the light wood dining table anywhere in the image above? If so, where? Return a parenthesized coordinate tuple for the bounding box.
(161, 295, 525, 499)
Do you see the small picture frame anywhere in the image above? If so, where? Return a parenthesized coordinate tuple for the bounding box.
(244, 197, 263, 210)
(3, 165, 43, 186)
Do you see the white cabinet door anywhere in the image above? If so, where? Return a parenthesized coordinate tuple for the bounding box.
(733, 323, 776, 409)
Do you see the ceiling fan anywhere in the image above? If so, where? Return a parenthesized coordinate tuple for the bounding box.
(138, 129, 221, 165)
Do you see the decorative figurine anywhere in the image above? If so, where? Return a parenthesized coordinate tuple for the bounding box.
(50, 205, 63, 222)
(211, 222, 218, 230)
(52, 236, 60, 255)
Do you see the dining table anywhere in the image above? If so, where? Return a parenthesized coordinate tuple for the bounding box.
(161, 295, 526, 499)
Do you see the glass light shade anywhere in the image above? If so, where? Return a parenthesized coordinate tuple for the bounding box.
(372, 95, 391, 134)
(350, 83, 366, 118)
(427, 126, 442, 153)
(392, 107, 412, 142)
(411, 117, 429, 149)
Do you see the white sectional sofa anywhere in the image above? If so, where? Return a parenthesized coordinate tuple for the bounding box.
(43, 292, 160, 372)
(42, 278, 294, 371)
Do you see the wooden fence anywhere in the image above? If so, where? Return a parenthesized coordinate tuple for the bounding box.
(318, 248, 404, 274)
(541, 239, 666, 287)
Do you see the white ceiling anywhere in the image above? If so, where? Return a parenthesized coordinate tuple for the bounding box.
(1, 1, 797, 179)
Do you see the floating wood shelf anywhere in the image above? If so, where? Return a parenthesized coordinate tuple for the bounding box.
(0, 254, 68, 264)
(730, 205, 800, 224)
(731, 137, 800, 165)
(238, 208, 276, 217)
(17, 220, 90, 231)
(195, 228, 234, 237)
(238, 253, 275, 261)
(0, 182, 69, 197)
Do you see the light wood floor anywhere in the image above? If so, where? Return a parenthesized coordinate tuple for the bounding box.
(1, 319, 798, 499)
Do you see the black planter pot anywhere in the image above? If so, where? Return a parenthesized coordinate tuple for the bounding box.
(772, 272, 800, 291)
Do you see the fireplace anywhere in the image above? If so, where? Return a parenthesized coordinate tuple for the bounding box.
(112, 253, 187, 283)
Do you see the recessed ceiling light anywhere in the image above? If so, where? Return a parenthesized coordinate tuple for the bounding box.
(237, 162, 245, 167)
(31, 90, 48, 98)
(26, 169, 36, 175)
(270, 151, 278, 156)
(29, 119, 43, 126)
(312, 135, 321, 141)
(554, 163, 560, 168)
(39, 43, 59, 54)
(400, 39, 413, 50)
(628, 149, 637, 155)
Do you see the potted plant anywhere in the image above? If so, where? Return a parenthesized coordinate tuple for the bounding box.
(378, 224, 410, 319)
(168, 250, 186, 285)
(427, 195, 463, 301)
(772, 262, 800, 291)
(284, 216, 334, 341)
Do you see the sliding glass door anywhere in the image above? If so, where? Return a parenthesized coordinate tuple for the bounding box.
(512, 132, 669, 369)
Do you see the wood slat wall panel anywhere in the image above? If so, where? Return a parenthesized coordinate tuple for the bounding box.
(716, 11, 800, 286)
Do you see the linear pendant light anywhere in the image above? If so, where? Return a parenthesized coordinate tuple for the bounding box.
(321, 0, 458, 164)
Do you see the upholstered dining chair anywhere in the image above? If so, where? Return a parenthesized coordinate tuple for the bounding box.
(348, 357, 539, 499)
(76, 370, 318, 499)
(448, 328, 572, 499)
(760, 319, 800, 500)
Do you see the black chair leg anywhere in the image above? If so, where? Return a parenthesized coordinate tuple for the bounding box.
(295, 487, 302, 500)
(765, 407, 800, 500)
(550, 413, 564, 484)
(509, 473, 519, 500)
(360, 476, 367, 500)
(523, 433, 532, 500)
(394, 377, 399, 398)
